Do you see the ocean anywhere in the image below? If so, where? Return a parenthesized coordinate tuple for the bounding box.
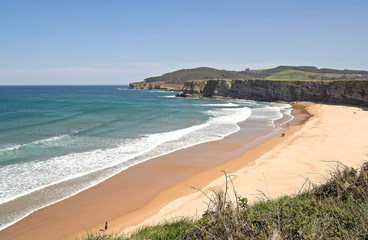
(0, 85, 292, 231)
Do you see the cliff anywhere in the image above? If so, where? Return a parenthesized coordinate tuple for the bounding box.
(182, 79, 368, 106)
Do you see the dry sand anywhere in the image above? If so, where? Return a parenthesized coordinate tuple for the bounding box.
(0, 104, 367, 240)
(120, 104, 368, 235)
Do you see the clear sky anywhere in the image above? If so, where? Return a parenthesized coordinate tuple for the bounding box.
(1, 0, 367, 85)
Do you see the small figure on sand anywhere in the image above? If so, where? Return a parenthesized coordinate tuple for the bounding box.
(281, 133, 285, 137)
(100, 221, 108, 231)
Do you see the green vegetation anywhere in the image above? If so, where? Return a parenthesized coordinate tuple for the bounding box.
(144, 67, 250, 84)
(128, 219, 195, 239)
(243, 66, 368, 79)
(264, 69, 351, 81)
(81, 161, 368, 239)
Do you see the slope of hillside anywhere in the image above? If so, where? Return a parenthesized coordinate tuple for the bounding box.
(144, 67, 250, 84)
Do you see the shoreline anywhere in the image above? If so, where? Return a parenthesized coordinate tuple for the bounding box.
(119, 103, 368, 236)
(2, 103, 368, 240)
(0, 103, 301, 240)
(112, 103, 311, 235)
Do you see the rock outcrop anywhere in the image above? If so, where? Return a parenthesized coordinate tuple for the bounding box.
(129, 82, 182, 91)
(182, 79, 368, 106)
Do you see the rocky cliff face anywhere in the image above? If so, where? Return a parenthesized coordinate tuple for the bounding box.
(183, 79, 368, 106)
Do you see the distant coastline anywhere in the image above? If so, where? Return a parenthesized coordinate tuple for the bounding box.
(130, 66, 368, 106)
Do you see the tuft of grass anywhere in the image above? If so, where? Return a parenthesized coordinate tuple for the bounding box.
(128, 218, 195, 240)
(80, 232, 122, 240)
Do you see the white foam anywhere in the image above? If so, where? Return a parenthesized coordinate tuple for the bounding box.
(231, 99, 256, 104)
(161, 95, 176, 98)
(35, 134, 72, 145)
(198, 102, 239, 107)
(0, 134, 72, 155)
(147, 90, 168, 93)
(250, 106, 283, 120)
(0, 144, 21, 152)
(248, 103, 294, 128)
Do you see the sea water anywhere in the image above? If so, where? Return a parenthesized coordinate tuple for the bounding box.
(0, 85, 292, 231)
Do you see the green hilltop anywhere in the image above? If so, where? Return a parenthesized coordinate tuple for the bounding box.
(144, 67, 249, 84)
(146, 65, 368, 83)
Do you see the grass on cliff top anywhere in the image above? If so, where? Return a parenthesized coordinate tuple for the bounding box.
(187, 77, 354, 83)
(81, 161, 368, 239)
(264, 69, 357, 81)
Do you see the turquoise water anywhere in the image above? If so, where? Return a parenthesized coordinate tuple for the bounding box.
(0, 85, 292, 231)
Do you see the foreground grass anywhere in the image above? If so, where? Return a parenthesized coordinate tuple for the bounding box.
(82, 162, 368, 239)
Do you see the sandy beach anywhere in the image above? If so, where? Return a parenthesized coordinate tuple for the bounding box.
(1, 103, 367, 240)
(122, 103, 368, 235)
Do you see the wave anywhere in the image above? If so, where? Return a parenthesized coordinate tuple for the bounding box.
(0, 144, 21, 152)
(198, 102, 239, 107)
(0, 108, 104, 132)
(147, 90, 169, 93)
(0, 134, 73, 154)
(248, 103, 294, 128)
(161, 95, 176, 98)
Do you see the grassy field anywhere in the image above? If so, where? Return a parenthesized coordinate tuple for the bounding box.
(264, 69, 356, 81)
(80, 161, 368, 239)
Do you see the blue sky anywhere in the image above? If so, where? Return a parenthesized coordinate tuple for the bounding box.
(1, 0, 367, 85)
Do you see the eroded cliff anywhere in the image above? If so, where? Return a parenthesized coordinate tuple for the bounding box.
(182, 79, 368, 106)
